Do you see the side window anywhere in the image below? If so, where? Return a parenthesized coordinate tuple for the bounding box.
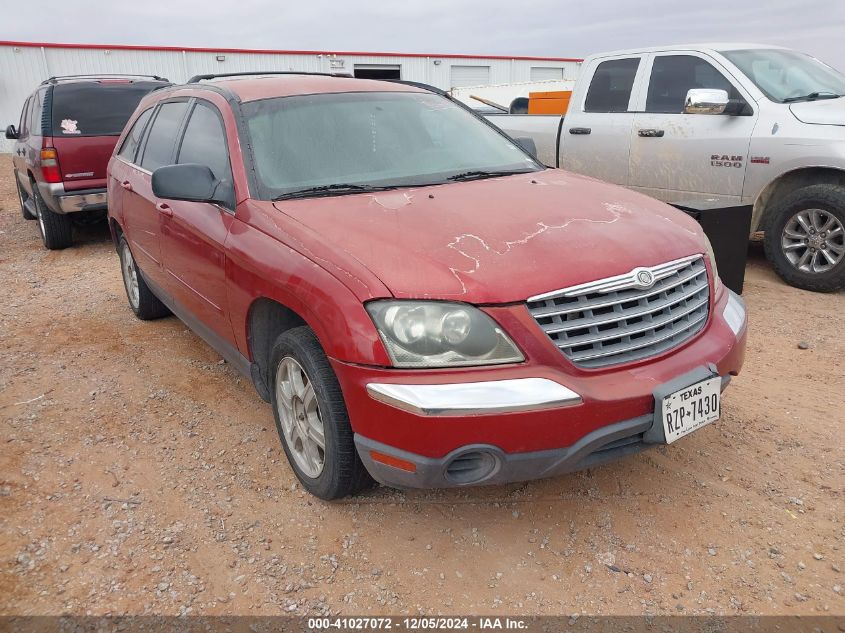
(18, 97, 31, 136)
(177, 102, 231, 183)
(139, 101, 189, 172)
(118, 107, 154, 163)
(584, 58, 640, 113)
(29, 89, 44, 136)
(646, 55, 743, 114)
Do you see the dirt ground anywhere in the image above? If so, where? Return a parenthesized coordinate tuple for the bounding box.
(0, 154, 843, 618)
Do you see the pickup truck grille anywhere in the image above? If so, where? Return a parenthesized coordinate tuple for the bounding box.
(526, 255, 709, 368)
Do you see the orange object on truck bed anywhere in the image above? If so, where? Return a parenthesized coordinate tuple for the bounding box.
(528, 90, 571, 115)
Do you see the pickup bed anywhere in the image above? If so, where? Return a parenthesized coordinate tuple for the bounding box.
(490, 43, 845, 292)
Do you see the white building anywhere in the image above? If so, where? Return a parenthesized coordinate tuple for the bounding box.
(0, 40, 582, 151)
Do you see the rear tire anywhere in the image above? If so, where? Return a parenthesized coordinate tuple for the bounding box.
(117, 236, 171, 320)
(269, 326, 373, 500)
(31, 181, 73, 250)
(764, 184, 845, 292)
(16, 177, 36, 220)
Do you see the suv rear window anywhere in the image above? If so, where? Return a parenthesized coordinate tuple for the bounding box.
(51, 81, 164, 137)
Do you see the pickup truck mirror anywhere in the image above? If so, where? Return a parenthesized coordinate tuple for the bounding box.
(5, 124, 18, 140)
(152, 163, 233, 208)
(514, 136, 538, 158)
(684, 89, 729, 115)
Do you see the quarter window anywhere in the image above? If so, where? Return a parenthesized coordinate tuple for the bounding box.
(646, 55, 743, 114)
(177, 103, 231, 183)
(18, 97, 31, 136)
(139, 101, 189, 172)
(584, 58, 640, 113)
(29, 89, 44, 136)
(118, 107, 154, 163)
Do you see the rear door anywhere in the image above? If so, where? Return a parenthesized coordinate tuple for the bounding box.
(560, 55, 646, 185)
(159, 99, 236, 343)
(124, 100, 190, 283)
(50, 80, 165, 191)
(628, 53, 758, 204)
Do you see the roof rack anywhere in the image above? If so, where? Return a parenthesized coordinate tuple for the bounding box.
(187, 70, 352, 83)
(41, 73, 168, 85)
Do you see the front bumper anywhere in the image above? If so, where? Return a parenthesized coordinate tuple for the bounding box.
(42, 182, 107, 214)
(332, 288, 747, 489)
(357, 376, 730, 488)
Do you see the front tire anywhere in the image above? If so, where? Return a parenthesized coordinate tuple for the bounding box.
(764, 184, 845, 292)
(32, 181, 73, 250)
(118, 237, 171, 320)
(16, 177, 36, 220)
(269, 326, 372, 500)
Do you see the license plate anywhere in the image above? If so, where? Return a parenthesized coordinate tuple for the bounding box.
(661, 377, 721, 444)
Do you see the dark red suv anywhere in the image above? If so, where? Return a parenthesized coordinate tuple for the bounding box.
(108, 72, 747, 500)
(6, 75, 169, 249)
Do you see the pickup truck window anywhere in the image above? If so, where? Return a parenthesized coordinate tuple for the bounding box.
(646, 55, 742, 114)
(584, 58, 640, 113)
(720, 49, 845, 103)
(243, 91, 540, 197)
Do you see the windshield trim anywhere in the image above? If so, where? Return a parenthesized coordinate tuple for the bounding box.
(240, 89, 545, 201)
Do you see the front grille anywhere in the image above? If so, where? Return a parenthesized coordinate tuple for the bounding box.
(526, 255, 710, 368)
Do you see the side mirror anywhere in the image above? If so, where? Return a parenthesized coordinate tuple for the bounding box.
(5, 125, 18, 140)
(151, 163, 233, 207)
(684, 89, 729, 115)
(514, 136, 538, 158)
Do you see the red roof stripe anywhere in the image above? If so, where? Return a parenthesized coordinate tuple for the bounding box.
(0, 40, 583, 63)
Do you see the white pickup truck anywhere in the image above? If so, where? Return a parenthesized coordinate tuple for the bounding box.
(490, 43, 845, 292)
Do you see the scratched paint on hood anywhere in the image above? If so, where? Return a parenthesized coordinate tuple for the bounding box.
(271, 170, 705, 303)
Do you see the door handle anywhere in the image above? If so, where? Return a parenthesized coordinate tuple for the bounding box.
(638, 129, 665, 137)
(156, 202, 173, 217)
(120, 180, 133, 191)
(569, 127, 591, 135)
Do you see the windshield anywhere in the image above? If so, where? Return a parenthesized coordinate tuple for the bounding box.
(721, 49, 845, 103)
(242, 91, 541, 198)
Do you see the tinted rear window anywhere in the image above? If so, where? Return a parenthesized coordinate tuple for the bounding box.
(51, 81, 164, 137)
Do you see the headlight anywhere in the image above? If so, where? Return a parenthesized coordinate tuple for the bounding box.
(366, 301, 524, 368)
(702, 235, 722, 293)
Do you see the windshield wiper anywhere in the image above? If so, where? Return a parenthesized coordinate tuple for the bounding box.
(446, 169, 535, 182)
(273, 183, 399, 201)
(782, 92, 842, 103)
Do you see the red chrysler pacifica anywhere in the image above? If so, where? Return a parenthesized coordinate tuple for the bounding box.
(107, 72, 747, 500)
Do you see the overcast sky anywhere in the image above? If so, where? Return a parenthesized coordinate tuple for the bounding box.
(4, 0, 844, 67)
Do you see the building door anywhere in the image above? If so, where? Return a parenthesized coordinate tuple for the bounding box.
(450, 65, 491, 88)
(354, 65, 401, 80)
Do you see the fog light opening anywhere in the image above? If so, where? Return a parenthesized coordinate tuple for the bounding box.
(445, 451, 498, 485)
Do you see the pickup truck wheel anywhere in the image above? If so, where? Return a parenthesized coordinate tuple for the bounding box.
(117, 237, 171, 320)
(764, 184, 845, 292)
(270, 327, 372, 500)
(32, 181, 73, 250)
(16, 178, 36, 220)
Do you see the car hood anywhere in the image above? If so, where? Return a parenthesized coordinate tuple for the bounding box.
(271, 170, 706, 303)
(789, 98, 845, 126)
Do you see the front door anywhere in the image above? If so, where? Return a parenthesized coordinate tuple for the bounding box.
(159, 100, 235, 344)
(128, 100, 190, 282)
(628, 53, 759, 205)
(559, 55, 645, 186)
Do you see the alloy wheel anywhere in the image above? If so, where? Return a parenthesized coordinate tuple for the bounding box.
(781, 208, 845, 274)
(120, 242, 140, 309)
(275, 356, 326, 478)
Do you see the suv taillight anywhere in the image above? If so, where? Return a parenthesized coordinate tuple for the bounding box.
(40, 148, 62, 183)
